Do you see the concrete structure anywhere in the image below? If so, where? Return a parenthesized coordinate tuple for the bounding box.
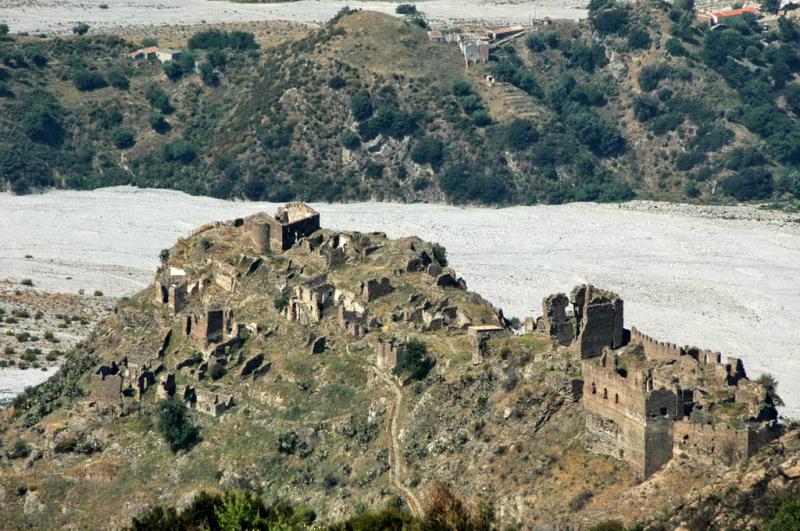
(244, 203, 320, 254)
(155, 48, 182, 62)
(460, 40, 489, 67)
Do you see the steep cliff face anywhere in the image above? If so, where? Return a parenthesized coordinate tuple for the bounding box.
(0, 206, 795, 529)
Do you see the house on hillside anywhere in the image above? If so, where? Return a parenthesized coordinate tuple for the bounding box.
(155, 48, 182, 62)
(427, 30, 445, 43)
(127, 46, 158, 61)
(460, 40, 489, 68)
(698, 6, 762, 26)
(126, 47, 183, 63)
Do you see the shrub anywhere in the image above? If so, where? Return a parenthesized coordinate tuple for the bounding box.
(526, 33, 547, 52)
(148, 111, 170, 134)
(73, 69, 108, 92)
(72, 22, 90, 36)
(208, 362, 226, 381)
(472, 110, 492, 127)
(188, 29, 257, 51)
(569, 489, 594, 511)
(106, 67, 129, 90)
(144, 84, 174, 114)
(394, 339, 433, 380)
(452, 80, 472, 96)
(665, 37, 688, 57)
(340, 130, 361, 150)
(199, 62, 219, 86)
(395, 3, 417, 15)
(765, 493, 800, 530)
(722, 167, 774, 201)
(112, 128, 135, 149)
(328, 75, 345, 89)
(627, 26, 651, 49)
(21, 93, 66, 147)
(503, 119, 539, 150)
(156, 397, 199, 452)
(410, 136, 445, 168)
(162, 140, 196, 164)
(20, 278, 34, 286)
(638, 64, 669, 92)
(0, 23, 9, 36)
(432, 242, 448, 267)
(350, 91, 373, 121)
(7, 439, 29, 459)
(591, 7, 629, 36)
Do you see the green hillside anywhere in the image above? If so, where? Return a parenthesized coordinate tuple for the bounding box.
(2, 2, 800, 206)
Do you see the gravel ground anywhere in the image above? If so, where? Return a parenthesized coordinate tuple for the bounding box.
(2, 186, 799, 418)
(0, 0, 587, 35)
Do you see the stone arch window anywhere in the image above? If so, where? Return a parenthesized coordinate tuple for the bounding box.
(603, 388, 608, 399)
(614, 393, 619, 404)
(591, 383, 597, 395)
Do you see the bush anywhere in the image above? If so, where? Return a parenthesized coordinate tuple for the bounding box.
(341, 130, 361, 150)
(432, 242, 447, 267)
(144, 84, 174, 114)
(106, 67, 129, 90)
(722, 167, 774, 201)
(328, 75, 345, 89)
(638, 64, 669, 92)
(395, 3, 417, 15)
(350, 91, 373, 121)
(765, 493, 800, 531)
(627, 26, 651, 49)
(7, 439, 29, 459)
(21, 93, 66, 147)
(72, 22, 90, 36)
(162, 140, 196, 164)
(452, 80, 472, 97)
(73, 69, 107, 92)
(199, 62, 219, 86)
(156, 397, 199, 452)
(0, 23, 9, 36)
(503, 119, 539, 150)
(20, 278, 34, 286)
(665, 37, 688, 57)
(208, 362, 226, 381)
(591, 7, 629, 36)
(394, 339, 434, 380)
(148, 111, 170, 134)
(440, 163, 510, 204)
(188, 29, 258, 51)
(112, 128, 135, 149)
(410, 136, 445, 168)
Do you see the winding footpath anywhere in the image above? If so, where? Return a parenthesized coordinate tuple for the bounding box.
(373, 366, 423, 516)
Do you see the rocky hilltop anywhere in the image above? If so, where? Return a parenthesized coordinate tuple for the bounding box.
(0, 204, 797, 529)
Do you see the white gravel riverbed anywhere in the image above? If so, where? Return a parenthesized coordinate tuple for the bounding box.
(2, 186, 799, 418)
(0, 0, 587, 35)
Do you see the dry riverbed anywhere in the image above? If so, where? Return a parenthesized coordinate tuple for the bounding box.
(1, 187, 799, 419)
(0, 0, 587, 35)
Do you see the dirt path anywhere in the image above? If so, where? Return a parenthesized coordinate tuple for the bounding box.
(373, 366, 423, 516)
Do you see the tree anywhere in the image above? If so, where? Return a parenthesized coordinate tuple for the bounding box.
(503, 119, 539, 150)
(72, 70, 107, 92)
(0, 23, 9, 36)
(394, 339, 434, 380)
(395, 3, 417, 15)
(627, 26, 651, 50)
(350, 91, 373, 121)
(410, 136, 446, 168)
(156, 397, 199, 452)
(148, 111, 170, 134)
(112, 128, 135, 149)
(765, 495, 800, 531)
(722, 167, 774, 200)
(72, 22, 90, 36)
(199, 62, 219, 86)
(106, 67, 129, 90)
(21, 92, 66, 147)
(144, 84, 174, 114)
(591, 7, 630, 36)
(761, 0, 781, 14)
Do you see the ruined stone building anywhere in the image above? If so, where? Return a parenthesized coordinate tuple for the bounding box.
(244, 202, 320, 253)
(537, 284, 782, 478)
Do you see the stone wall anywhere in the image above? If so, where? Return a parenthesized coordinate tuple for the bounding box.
(572, 285, 624, 358)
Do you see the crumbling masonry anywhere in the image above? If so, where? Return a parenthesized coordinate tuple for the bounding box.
(537, 284, 782, 479)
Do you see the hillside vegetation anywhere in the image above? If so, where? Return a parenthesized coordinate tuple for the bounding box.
(3, 2, 800, 206)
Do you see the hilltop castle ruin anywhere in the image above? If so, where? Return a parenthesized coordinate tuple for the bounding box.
(537, 285, 782, 478)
